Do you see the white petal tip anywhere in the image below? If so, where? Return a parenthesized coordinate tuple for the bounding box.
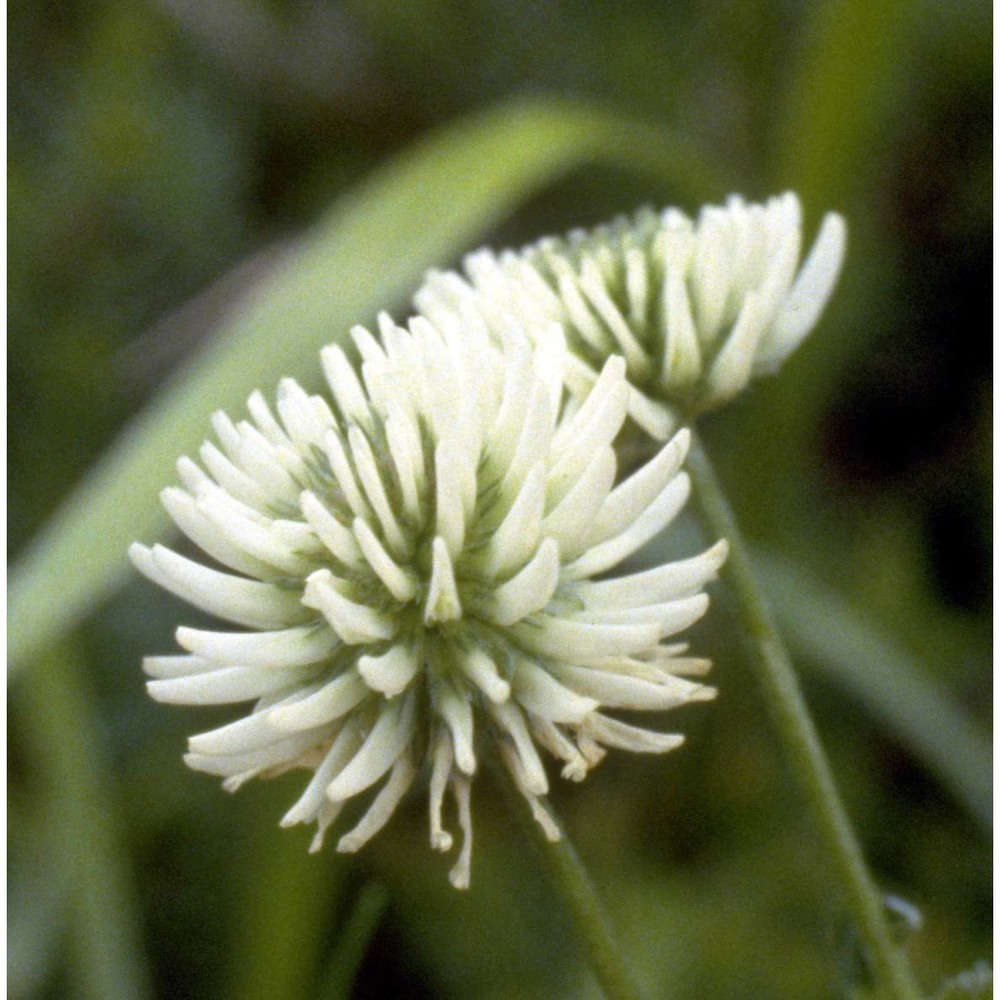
(561, 760, 589, 782)
(174, 626, 196, 650)
(604, 354, 627, 377)
(145, 680, 177, 703)
(708, 538, 729, 568)
(670, 426, 692, 454)
(760, 209, 848, 369)
(686, 683, 718, 702)
(491, 680, 512, 703)
(128, 541, 150, 565)
(431, 831, 454, 852)
(523, 774, 549, 798)
(448, 867, 471, 890)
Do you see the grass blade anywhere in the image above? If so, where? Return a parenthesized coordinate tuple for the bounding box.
(17, 645, 152, 1000)
(315, 883, 390, 1000)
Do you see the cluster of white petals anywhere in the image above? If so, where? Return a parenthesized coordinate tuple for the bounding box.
(416, 192, 847, 439)
(132, 309, 725, 887)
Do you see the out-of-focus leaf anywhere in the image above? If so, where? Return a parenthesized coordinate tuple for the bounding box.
(16, 645, 152, 1000)
(744, 0, 925, 518)
(772, 0, 918, 207)
(758, 550, 992, 834)
(7, 95, 727, 674)
(7, 829, 65, 999)
(315, 882, 389, 1000)
(226, 811, 345, 1000)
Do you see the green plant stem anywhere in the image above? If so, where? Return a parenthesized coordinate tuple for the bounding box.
(493, 763, 651, 1000)
(685, 429, 923, 1000)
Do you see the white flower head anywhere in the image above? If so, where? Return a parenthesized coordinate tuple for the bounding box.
(131, 311, 725, 888)
(416, 192, 847, 439)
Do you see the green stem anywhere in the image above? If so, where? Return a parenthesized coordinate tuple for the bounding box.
(493, 763, 651, 1000)
(685, 429, 923, 1000)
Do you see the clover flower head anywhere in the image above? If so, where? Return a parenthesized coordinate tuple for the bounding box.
(131, 309, 725, 887)
(416, 192, 847, 439)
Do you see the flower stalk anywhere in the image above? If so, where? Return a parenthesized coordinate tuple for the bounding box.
(492, 760, 651, 1000)
(684, 428, 923, 1000)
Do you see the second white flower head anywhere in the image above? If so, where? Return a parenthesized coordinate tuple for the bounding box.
(417, 192, 847, 439)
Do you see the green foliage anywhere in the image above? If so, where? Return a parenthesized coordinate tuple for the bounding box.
(13, 645, 151, 1000)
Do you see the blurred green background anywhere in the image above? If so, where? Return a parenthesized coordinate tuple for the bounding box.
(8, 1, 991, 998)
